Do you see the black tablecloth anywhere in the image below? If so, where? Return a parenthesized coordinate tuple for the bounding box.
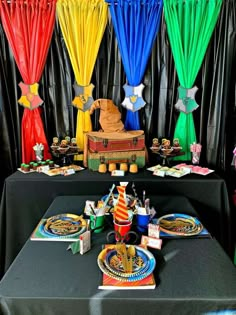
(0, 169, 232, 279)
(0, 195, 235, 315)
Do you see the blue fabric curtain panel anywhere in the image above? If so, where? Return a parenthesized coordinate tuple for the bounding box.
(107, 0, 163, 130)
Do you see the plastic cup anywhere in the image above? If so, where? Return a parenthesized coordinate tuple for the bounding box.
(113, 220, 132, 241)
(90, 214, 105, 233)
(108, 163, 117, 172)
(120, 163, 128, 172)
(136, 213, 151, 233)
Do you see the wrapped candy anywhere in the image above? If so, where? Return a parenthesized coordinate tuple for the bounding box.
(190, 143, 202, 165)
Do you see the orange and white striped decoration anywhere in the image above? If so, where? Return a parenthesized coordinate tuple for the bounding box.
(114, 185, 129, 222)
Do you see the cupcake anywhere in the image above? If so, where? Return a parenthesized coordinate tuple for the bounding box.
(65, 136, 71, 145)
(33, 163, 38, 170)
(51, 137, 59, 152)
(49, 161, 54, 168)
(59, 140, 69, 154)
(24, 164, 30, 172)
(69, 137, 78, 153)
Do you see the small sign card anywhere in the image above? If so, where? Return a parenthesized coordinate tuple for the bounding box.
(148, 223, 160, 238)
(63, 168, 76, 176)
(67, 230, 91, 255)
(111, 170, 125, 176)
(141, 235, 162, 250)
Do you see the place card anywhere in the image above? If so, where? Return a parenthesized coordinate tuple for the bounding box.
(141, 235, 162, 250)
(111, 170, 125, 176)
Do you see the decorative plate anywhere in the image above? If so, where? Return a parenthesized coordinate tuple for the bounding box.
(97, 245, 156, 282)
(40, 213, 87, 238)
(104, 247, 151, 278)
(158, 213, 203, 236)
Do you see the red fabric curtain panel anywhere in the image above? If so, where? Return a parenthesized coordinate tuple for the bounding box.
(0, 0, 56, 163)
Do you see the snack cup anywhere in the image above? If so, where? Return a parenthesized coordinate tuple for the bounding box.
(98, 163, 107, 173)
(113, 220, 132, 242)
(136, 213, 151, 233)
(129, 163, 138, 173)
(90, 214, 105, 233)
(120, 163, 128, 172)
(108, 163, 117, 172)
(192, 152, 200, 165)
(34, 149, 44, 161)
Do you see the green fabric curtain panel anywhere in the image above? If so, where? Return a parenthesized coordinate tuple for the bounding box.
(164, 0, 223, 160)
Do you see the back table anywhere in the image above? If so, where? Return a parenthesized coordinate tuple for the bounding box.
(0, 169, 232, 279)
(0, 195, 236, 315)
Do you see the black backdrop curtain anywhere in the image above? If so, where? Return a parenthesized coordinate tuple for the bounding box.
(0, 0, 236, 192)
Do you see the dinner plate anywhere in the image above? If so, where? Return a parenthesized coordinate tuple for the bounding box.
(158, 213, 203, 236)
(104, 247, 151, 278)
(97, 245, 156, 282)
(40, 213, 87, 238)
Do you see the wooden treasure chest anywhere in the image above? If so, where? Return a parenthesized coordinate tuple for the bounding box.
(87, 130, 145, 153)
(87, 149, 146, 171)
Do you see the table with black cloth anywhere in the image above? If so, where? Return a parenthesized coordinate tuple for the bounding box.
(0, 169, 232, 280)
(0, 195, 236, 315)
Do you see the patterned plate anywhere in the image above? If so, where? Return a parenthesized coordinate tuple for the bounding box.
(158, 213, 203, 236)
(97, 245, 156, 282)
(40, 213, 87, 238)
(104, 246, 151, 278)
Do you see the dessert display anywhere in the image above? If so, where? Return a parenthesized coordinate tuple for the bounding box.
(18, 159, 57, 173)
(42, 164, 84, 176)
(174, 163, 214, 175)
(150, 137, 184, 166)
(150, 137, 183, 155)
(50, 136, 81, 166)
(50, 136, 80, 155)
(147, 163, 214, 177)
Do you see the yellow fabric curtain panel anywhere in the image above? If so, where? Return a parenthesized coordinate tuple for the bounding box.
(57, 0, 108, 158)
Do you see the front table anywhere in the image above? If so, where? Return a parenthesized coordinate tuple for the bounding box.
(0, 169, 232, 279)
(0, 195, 236, 315)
